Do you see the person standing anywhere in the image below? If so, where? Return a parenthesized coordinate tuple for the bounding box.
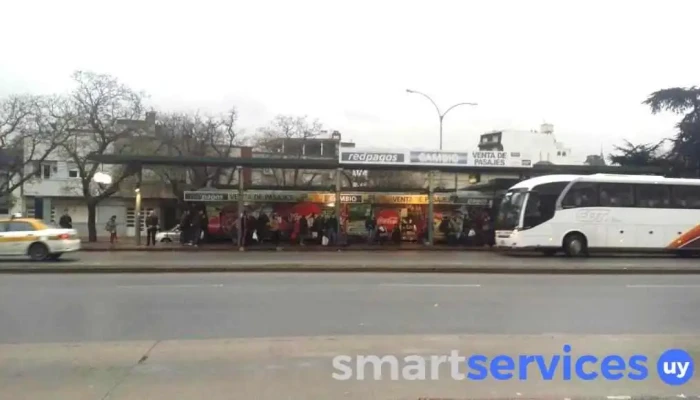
(238, 211, 248, 247)
(298, 214, 309, 246)
(59, 210, 72, 229)
(325, 214, 338, 245)
(105, 215, 118, 244)
(179, 210, 191, 245)
(449, 215, 463, 246)
(146, 210, 159, 246)
(191, 209, 203, 247)
(246, 213, 256, 245)
(269, 213, 281, 250)
(365, 213, 376, 244)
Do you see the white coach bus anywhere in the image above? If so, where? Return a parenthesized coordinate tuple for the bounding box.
(495, 174, 700, 256)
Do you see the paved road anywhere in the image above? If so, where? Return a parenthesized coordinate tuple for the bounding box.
(0, 250, 697, 270)
(3, 335, 699, 400)
(3, 273, 700, 399)
(2, 272, 700, 343)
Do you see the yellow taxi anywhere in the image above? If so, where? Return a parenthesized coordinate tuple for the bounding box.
(0, 215, 81, 261)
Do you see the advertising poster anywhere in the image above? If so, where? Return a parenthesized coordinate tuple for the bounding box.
(345, 203, 371, 237)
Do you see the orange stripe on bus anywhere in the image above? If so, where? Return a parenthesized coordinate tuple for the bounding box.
(667, 224, 700, 249)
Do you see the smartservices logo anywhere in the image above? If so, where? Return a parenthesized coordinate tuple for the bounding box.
(332, 347, 694, 385)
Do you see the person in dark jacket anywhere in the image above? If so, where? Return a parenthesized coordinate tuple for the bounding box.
(298, 214, 309, 245)
(365, 214, 376, 244)
(59, 210, 72, 229)
(246, 214, 256, 245)
(191, 209, 203, 247)
(145, 210, 159, 246)
(179, 210, 191, 245)
(238, 211, 248, 247)
(325, 214, 338, 245)
(311, 214, 323, 244)
(257, 212, 269, 244)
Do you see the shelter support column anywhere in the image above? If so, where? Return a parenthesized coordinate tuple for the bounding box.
(427, 170, 434, 246)
(335, 168, 342, 236)
(237, 166, 245, 250)
(134, 167, 143, 246)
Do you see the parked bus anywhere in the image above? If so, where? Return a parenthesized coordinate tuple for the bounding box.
(494, 174, 700, 256)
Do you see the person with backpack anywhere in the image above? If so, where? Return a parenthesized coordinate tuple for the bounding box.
(105, 215, 117, 244)
(59, 210, 72, 229)
(298, 214, 309, 246)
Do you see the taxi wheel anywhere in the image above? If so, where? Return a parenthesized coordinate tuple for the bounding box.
(161, 238, 172, 243)
(48, 253, 63, 261)
(28, 243, 49, 261)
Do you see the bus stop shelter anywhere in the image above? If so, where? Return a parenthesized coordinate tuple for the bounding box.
(88, 148, 664, 246)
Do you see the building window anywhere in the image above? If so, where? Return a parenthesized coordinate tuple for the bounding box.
(42, 164, 52, 179)
(557, 151, 561, 156)
(562, 152, 567, 156)
(68, 169, 79, 178)
(481, 137, 488, 143)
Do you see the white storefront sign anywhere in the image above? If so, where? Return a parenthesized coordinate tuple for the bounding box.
(339, 148, 532, 168)
(469, 151, 531, 168)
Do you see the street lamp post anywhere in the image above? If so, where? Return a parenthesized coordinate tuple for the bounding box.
(406, 89, 477, 151)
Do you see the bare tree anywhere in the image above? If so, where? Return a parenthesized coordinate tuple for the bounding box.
(341, 169, 369, 188)
(0, 95, 71, 207)
(254, 115, 324, 186)
(147, 109, 242, 200)
(58, 71, 146, 241)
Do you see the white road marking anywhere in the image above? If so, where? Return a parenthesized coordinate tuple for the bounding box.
(379, 283, 481, 288)
(607, 396, 631, 400)
(626, 284, 700, 288)
(117, 284, 224, 289)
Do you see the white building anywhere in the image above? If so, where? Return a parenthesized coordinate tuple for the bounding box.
(20, 113, 174, 238)
(477, 123, 590, 165)
(19, 111, 259, 238)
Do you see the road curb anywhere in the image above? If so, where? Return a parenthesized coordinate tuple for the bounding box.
(1, 265, 699, 274)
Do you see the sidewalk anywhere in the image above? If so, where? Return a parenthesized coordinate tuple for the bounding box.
(79, 238, 494, 252)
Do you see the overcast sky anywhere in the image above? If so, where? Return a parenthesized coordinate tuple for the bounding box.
(1, 0, 697, 156)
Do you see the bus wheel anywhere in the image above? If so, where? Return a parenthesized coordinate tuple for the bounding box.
(563, 233, 588, 257)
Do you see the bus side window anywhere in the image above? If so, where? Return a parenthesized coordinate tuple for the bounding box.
(562, 182, 598, 208)
(671, 185, 700, 208)
(635, 185, 671, 208)
(600, 183, 634, 207)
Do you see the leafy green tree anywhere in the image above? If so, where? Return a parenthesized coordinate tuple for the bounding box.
(643, 86, 700, 176)
(608, 140, 668, 168)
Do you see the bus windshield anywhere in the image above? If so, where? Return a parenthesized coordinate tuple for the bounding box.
(496, 189, 527, 230)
